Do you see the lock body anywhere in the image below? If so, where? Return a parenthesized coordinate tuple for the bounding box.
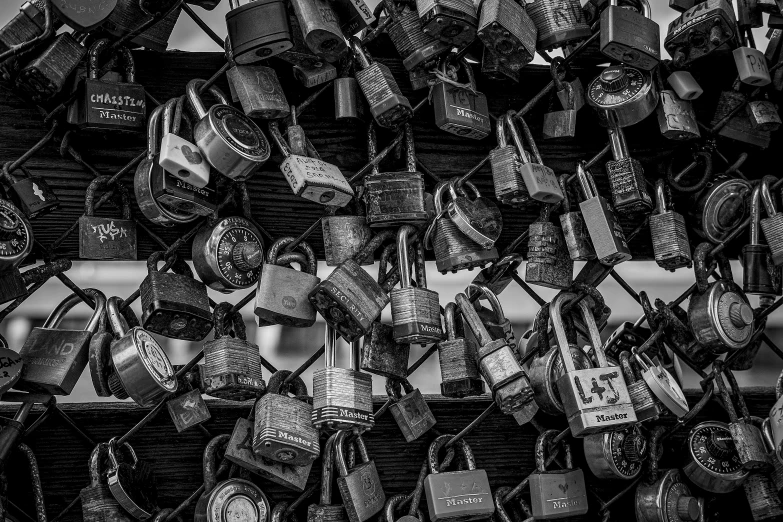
(690, 177, 751, 244)
(579, 195, 632, 265)
(650, 210, 692, 272)
(431, 84, 491, 140)
(202, 337, 264, 401)
(657, 90, 700, 140)
(528, 344, 592, 416)
(281, 154, 354, 207)
(556, 367, 636, 437)
(312, 367, 374, 431)
(529, 469, 589, 519)
(583, 428, 646, 480)
(16, 33, 87, 102)
(424, 469, 493, 522)
(227, 65, 289, 119)
(140, 269, 213, 341)
(253, 394, 319, 466)
(683, 421, 748, 493)
(599, 3, 660, 70)
(635, 469, 702, 522)
(560, 211, 595, 261)
(18, 328, 91, 395)
(391, 287, 443, 344)
(356, 63, 413, 129)
(477, 0, 537, 70)
(226, 0, 293, 63)
(438, 338, 485, 398)
(527, 0, 591, 50)
(389, 388, 437, 442)
(334, 77, 366, 121)
(255, 263, 320, 327)
(71, 76, 146, 132)
(7, 176, 59, 219)
(664, 0, 738, 67)
(79, 216, 138, 261)
(364, 172, 428, 227)
(526, 220, 573, 289)
(417, 0, 478, 47)
(361, 322, 409, 379)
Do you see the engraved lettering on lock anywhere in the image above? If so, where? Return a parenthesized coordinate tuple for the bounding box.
(595, 413, 629, 422)
(275, 430, 314, 448)
(550, 499, 581, 510)
(27, 340, 75, 357)
(443, 496, 485, 506)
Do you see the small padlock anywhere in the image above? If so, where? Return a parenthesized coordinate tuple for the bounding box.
(202, 302, 265, 401)
(468, 283, 515, 349)
(558, 174, 595, 261)
(542, 62, 577, 140)
(167, 387, 211, 433)
(387, 379, 437, 442)
(228, 63, 289, 120)
(384, 0, 450, 72)
(490, 116, 529, 206)
(291, 57, 339, 87)
(312, 326, 375, 431)
(103, 0, 180, 51)
(255, 237, 320, 327)
(431, 57, 491, 140)
(80, 443, 134, 522)
(529, 429, 589, 519)
(600, 0, 660, 70)
(291, 0, 347, 61)
(1, 162, 58, 219)
(683, 420, 749, 493)
(15, 33, 86, 102)
(446, 180, 503, 250)
(620, 351, 662, 422)
(666, 0, 738, 69)
(710, 79, 771, 147)
(351, 38, 413, 129)
(334, 430, 385, 522)
(667, 70, 703, 100)
(106, 438, 158, 520)
(743, 177, 782, 296)
(438, 302, 485, 398)
(605, 125, 652, 214)
(526, 0, 591, 51)
(0, 2, 47, 60)
(525, 204, 573, 290)
(106, 296, 178, 407)
(158, 96, 211, 189)
(747, 97, 782, 131)
(192, 215, 264, 293)
(584, 426, 647, 480)
(323, 199, 372, 266)
(305, 432, 349, 516)
(226, 0, 292, 64)
(78, 176, 138, 261)
(586, 64, 658, 128)
(187, 78, 270, 180)
(424, 434, 494, 522)
(253, 370, 319, 466)
(734, 26, 771, 86)
(416, 0, 477, 47)
(477, 0, 537, 70)
(139, 251, 214, 341)
(507, 113, 563, 203)
(650, 178, 692, 272)
(576, 162, 632, 266)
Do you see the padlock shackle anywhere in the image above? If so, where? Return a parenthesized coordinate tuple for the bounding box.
(646, 425, 665, 483)
(358, 229, 395, 267)
(321, 431, 339, 504)
(510, 112, 545, 166)
(495, 117, 507, 147)
(385, 378, 414, 400)
(618, 351, 637, 384)
(213, 302, 247, 341)
(467, 283, 507, 325)
(750, 181, 762, 245)
(146, 104, 164, 160)
(87, 442, 109, 487)
(722, 364, 752, 421)
(385, 492, 424, 522)
(107, 296, 131, 338)
(693, 242, 733, 293)
(87, 38, 110, 79)
(504, 113, 530, 165)
(378, 242, 397, 286)
(559, 175, 571, 213)
(535, 429, 573, 471)
(550, 292, 606, 373)
(427, 434, 475, 474)
(607, 126, 629, 161)
(202, 434, 230, 495)
(324, 325, 337, 368)
(493, 487, 514, 522)
(404, 123, 416, 173)
(368, 122, 379, 175)
(576, 161, 598, 200)
(334, 430, 370, 477)
(84, 175, 132, 219)
(455, 292, 492, 346)
(653, 178, 669, 215)
(15, 443, 46, 522)
(43, 288, 106, 335)
(268, 121, 291, 158)
(266, 236, 317, 276)
(760, 175, 778, 217)
(186, 79, 230, 120)
(444, 302, 458, 341)
(266, 369, 308, 398)
(776, 368, 783, 400)
(397, 225, 416, 290)
(349, 37, 372, 70)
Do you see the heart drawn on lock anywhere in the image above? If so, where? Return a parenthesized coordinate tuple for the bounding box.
(53, 0, 118, 32)
(558, 483, 569, 494)
(180, 145, 204, 165)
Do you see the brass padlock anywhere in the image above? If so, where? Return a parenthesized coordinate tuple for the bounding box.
(387, 379, 437, 442)
(525, 204, 573, 290)
(227, 63, 289, 119)
(323, 199, 372, 267)
(78, 176, 138, 261)
(192, 216, 264, 293)
(649, 178, 692, 272)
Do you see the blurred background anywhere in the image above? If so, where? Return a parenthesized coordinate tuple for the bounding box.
(0, 2, 778, 403)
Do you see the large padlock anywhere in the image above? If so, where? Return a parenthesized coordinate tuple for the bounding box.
(323, 200, 372, 267)
(312, 326, 374, 431)
(106, 438, 158, 520)
(1, 162, 58, 220)
(506, 113, 563, 204)
(600, 0, 660, 70)
(139, 251, 214, 341)
(78, 176, 138, 261)
(529, 429, 589, 519)
(67, 40, 145, 132)
(81, 443, 134, 522)
(335, 431, 386, 522)
(226, 0, 292, 64)
(16, 289, 105, 395)
(690, 175, 751, 244)
(202, 302, 265, 401)
(290, 0, 347, 62)
(586, 64, 658, 128)
(525, 204, 573, 290)
(665, 0, 738, 67)
(468, 283, 514, 349)
(438, 302, 485, 398)
(351, 38, 413, 129)
(682, 421, 748, 493)
(526, 0, 591, 51)
(253, 370, 319, 466)
(391, 226, 444, 345)
(364, 123, 428, 227)
(743, 177, 782, 296)
(306, 432, 349, 517)
(620, 351, 662, 422)
(558, 174, 595, 261)
(584, 426, 647, 480)
(576, 162, 632, 266)
(385, 1, 450, 72)
(228, 63, 289, 120)
(309, 231, 394, 342)
(649, 178, 692, 272)
(106, 296, 178, 407)
(387, 379, 437, 442)
(416, 0, 477, 47)
(15, 33, 86, 102)
(158, 95, 211, 189)
(551, 292, 636, 436)
(605, 125, 652, 214)
(255, 237, 319, 327)
(542, 61, 578, 140)
(103, 0, 180, 51)
(187, 79, 270, 180)
(477, 0, 537, 70)
(423, 434, 494, 522)
(196, 434, 272, 521)
(192, 215, 264, 293)
(431, 58, 491, 140)
(734, 26, 771, 86)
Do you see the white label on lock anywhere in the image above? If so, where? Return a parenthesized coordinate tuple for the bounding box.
(159, 134, 211, 188)
(280, 155, 354, 207)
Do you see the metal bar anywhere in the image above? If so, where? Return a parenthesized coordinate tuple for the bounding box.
(608, 270, 641, 304)
(182, 3, 224, 47)
(229, 289, 257, 315)
(281, 344, 325, 386)
(511, 273, 546, 306)
(445, 402, 496, 448)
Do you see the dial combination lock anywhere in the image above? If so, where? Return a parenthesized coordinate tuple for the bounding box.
(0, 199, 33, 271)
(587, 65, 658, 128)
(584, 426, 648, 480)
(192, 216, 264, 293)
(682, 421, 748, 493)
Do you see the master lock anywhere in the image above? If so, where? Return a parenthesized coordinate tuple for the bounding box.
(650, 178, 692, 272)
(1, 162, 58, 220)
(584, 426, 647, 480)
(600, 0, 660, 70)
(477, 0, 537, 70)
(664, 0, 738, 68)
(431, 57, 491, 140)
(558, 174, 595, 261)
(16, 289, 106, 395)
(226, 0, 292, 64)
(416, 0, 477, 47)
(683, 421, 748, 493)
(193, 215, 264, 293)
(438, 301, 485, 398)
(335, 431, 386, 522)
(529, 429, 589, 519)
(587, 64, 658, 128)
(79, 176, 137, 261)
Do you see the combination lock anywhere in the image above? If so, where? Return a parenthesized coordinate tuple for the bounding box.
(682, 421, 748, 493)
(587, 65, 658, 128)
(584, 426, 647, 480)
(192, 216, 264, 293)
(0, 199, 33, 271)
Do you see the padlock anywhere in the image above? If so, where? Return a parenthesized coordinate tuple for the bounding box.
(254, 237, 319, 327)
(506, 113, 563, 203)
(386, 491, 426, 522)
(667, 70, 703, 100)
(431, 58, 491, 140)
(106, 438, 158, 520)
(481, 46, 520, 82)
(690, 175, 752, 244)
(650, 178, 692, 272)
(78, 176, 138, 261)
(196, 434, 272, 522)
(14, 31, 85, 102)
(620, 351, 662, 422)
(16, 289, 105, 395)
(102, 0, 180, 51)
(468, 254, 522, 297)
(550, 292, 636, 436)
(665, 0, 738, 68)
(438, 302, 485, 398)
(468, 283, 514, 349)
(600, 0, 660, 70)
(742, 467, 783, 522)
(192, 216, 264, 293)
(747, 98, 782, 132)
(604, 125, 652, 215)
(66, 40, 145, 132)
(583, 426, 647, 480)
(656, 70, 700, 141)
(416, 0, 477, 47)
(385, 1, 450, 72)
(290, 57, 339, 87)
(525, 204, 573, 290)
(364, 123, 428, 227)
(334, 74, 367, 121)
(335, 430, 386, 522)
(586, 64, 658, 128)
(576, 162, 632, 266)
(309, 231, 394, 342)
(228, 63, 289, 121)
(456, 292, 537, 420)
(254, 370, 319, 466)
(424, 434, 494, 522)
(710, 79, 772, 147)
(81, 443, 134, 522)
(158, 96, 211, 188)
(329, 0, 375, 35)
(139, 251, 214, 341)
(558, 174, 595, 261)
(477, 0, 537, 70)
(290, 0, 347, 61)
(734, 26, 771, 86)
(743, 177, 782, 296)
(351, 38, 413, 129)
(105, 296, 178, 407)
(683, 421, 749, 493)
(306, 432, 349, 518)
(268, 120, 354, 207)
(202, 302, 264, 401)
(187, 79, 270, 180)
(446, 181, 502, 251)
(526, 0, 591, 51)
(0, 199, 33, 306)
(1, 162, 58, 220)
(688, 243, 754, 362)
(312, 326, 374, 431)
(529, 429, 589, 519)
(51, 0, 116, 31)
(490, 117, 529, 206)
(323, 200, 372, 267)
(763, 418, 783, 498)
(669, 0, 698, 11)
(167, 387, 211, 432)
(387, 379, 437, 442)
(226, 0, 292, 64)
(542, 62, 577, 140)
(0, 1, 47, 59)
(226, 417, 311, 491)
